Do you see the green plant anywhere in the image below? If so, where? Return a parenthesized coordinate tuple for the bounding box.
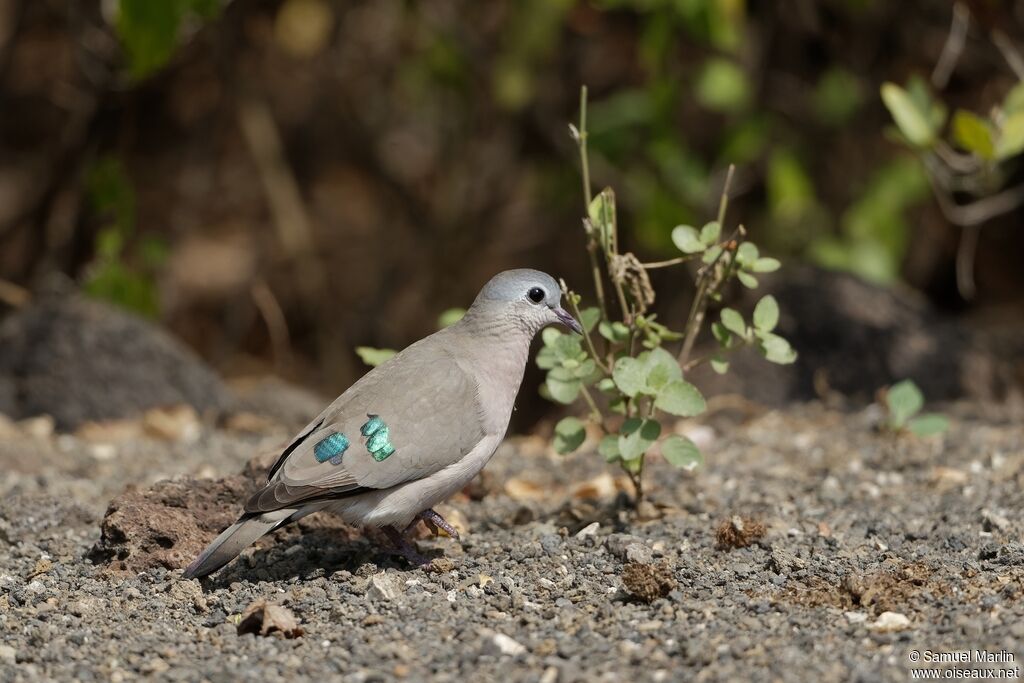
(541, 86, 796, 504)
(882, 380, 949, 437)
(115, 0, 222, 80)
(83, 157, 166, 318)
(880, 70, 1024, 297)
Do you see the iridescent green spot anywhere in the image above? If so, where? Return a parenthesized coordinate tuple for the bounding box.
(361, 414, 395, 462)
(314, 432, 349, 465)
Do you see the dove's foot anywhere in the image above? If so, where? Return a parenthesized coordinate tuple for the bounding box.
(382, 525, 431, 567)
(415, 508, 461, 541)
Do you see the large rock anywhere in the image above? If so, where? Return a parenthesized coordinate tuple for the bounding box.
(89, 475, 252, 573)
(689, 267, 1021, 404)
(0, 292, 233, 429)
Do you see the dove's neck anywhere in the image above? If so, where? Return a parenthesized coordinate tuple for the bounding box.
(447, 306, 536, 433)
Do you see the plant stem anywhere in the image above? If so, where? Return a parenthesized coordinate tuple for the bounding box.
(677, 170, 740, 366)
(578, 383, 604, 423)
(579, 86, 592, 207)
(575, 86, 609, 322)
(561, 280, 611, 374)
(640, 255, 697, 269)
(716, 164, 736, 227)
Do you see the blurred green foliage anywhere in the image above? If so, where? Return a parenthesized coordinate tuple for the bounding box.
(83, 158, 165, 317)
(116, 0, 221, 79)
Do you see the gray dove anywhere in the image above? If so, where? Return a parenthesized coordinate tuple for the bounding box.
(184, 269, 581, 578)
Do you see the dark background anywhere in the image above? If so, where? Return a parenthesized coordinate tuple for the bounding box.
(1, 0, 1022, 414)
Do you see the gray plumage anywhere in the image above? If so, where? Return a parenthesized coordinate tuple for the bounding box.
(184, 269, 580, 578)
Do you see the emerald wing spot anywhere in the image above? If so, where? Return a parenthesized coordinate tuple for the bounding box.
(313, 432, 349, 465)
(361, 414, 396, 462)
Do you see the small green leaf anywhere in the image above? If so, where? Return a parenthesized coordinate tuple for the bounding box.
(753, 295, 780, 332)
(553, 417, 586, 454)
(618, 419, 661, 461)
(546, 376, 582, 404)
(588, 189, 616, 249)
(736, 242, 759, 265)
(1003, 82, 1024, 115)
(702, 245, 723, 264)
(881, 82, 937, 147)
(573, 358, 598, 380)
(661, 435, 703, 471)
(541, 327, 562, 347)
(758, 332, 797, 364)
(711, 357, 729, 374)
(437, 307, 466, 328)
(886, 379, 924, 428)
(598, 435, 621, 462)
(613, 357, 646, 397)
(355, 347, 397, 367)
(952, 110, 995, 159)
(655, 380, 706, 417)
(599, 320, 630, 343)
(736, 271, 759, 289)
(751, 257, 781, 273)
(700, 221, 721, 245)
(695, 58, 750, 113)
(907, 413, 949, 437)
(720, 308, 746, 337)
(579, 307, 601, 334)
(996, 111, 1024, 160)
(671, 225, 705, 254)
(643, 347, 683, 392)
(711, 322, 731, 346)
(597, 377, 616, 393)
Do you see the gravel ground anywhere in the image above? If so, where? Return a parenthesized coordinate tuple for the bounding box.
(0, 399, 1022, 682)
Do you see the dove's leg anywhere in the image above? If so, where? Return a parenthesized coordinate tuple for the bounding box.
(382, 525, 431, 567)
(414, 508, 461, 541)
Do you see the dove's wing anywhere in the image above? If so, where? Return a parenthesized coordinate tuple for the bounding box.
(245, 335, 486, 513)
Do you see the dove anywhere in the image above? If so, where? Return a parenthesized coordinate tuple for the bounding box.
(183, 269, 582, 578)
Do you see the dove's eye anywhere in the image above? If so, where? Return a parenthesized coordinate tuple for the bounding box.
(527, 287, 546, 304)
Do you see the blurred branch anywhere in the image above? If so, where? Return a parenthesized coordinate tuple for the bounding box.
(0, 278, 30, 308)
(932, 2, 970, 89)
(992, 29, 1024, 82)
(235, 89, 325, 297)
(956, 225, 980, 300)
(251, 279, 292, 372)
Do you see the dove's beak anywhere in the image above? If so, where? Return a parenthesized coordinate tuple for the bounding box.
(553, 306, 583, 335)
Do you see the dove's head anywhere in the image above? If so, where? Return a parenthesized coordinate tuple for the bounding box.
(468, 269, 583, 336)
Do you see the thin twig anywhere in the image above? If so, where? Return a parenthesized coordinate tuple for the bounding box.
(251, 279, 292, 371)
(932, 2, 970, 89)
(993, 29, 1024, 82)
(0, 278, 30, 308)
(574, 86, 608, 321)
(929, 175, 1024, 226)
(716, 165, 736, 227)
(956, 225, 980, 300)
(560, 278, 610, 374)
(578, 383, 605, 423)
(640, 255, 698, 269)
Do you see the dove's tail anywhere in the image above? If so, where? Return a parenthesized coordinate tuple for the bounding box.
(182, 508, 300, 579)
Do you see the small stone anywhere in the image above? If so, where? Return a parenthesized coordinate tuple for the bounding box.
(844, 611, 868, 624)
(485, 631, 526, 656)
(869, 611, 911, 632)
(17, 415, 54, 439)
(367, 572, 403, 601)
(624, 543, 653, 564)
(236, 598, 303, 638)
(575, 522, 600, 539)
(143, 405, 201, 443)
(0, 645, 15, 662)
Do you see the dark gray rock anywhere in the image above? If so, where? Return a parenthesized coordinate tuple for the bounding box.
(0, 293, 233, 429)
